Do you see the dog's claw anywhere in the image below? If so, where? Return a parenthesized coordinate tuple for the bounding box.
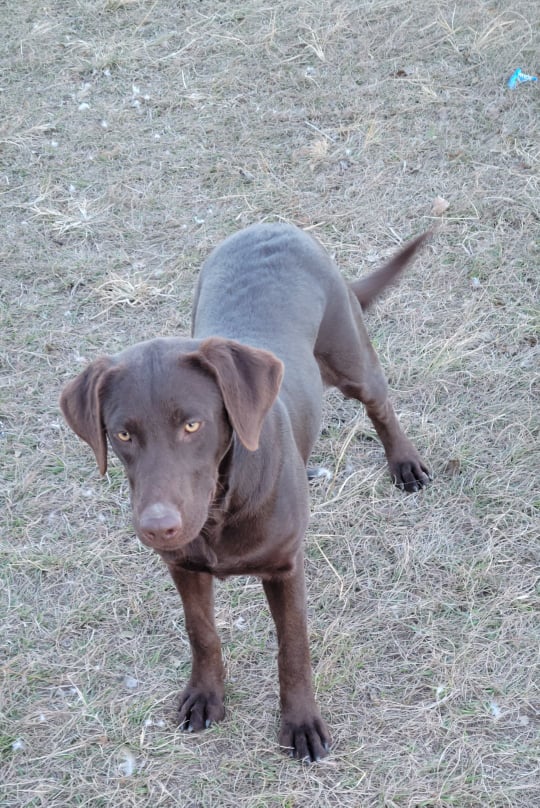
(390, 455, 431, 493)
(177, 685, 225, 733)
(279, 716, 331, 764)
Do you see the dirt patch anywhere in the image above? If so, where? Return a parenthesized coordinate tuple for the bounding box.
(1, 1, 538, 806)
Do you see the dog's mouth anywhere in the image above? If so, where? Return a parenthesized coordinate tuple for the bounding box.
(136, 531, 194, 553)
(146, 534, 218, 570)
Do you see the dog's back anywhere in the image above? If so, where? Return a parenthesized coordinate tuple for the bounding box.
(193, 223, 329, 353)
(193, 223, 337, 453)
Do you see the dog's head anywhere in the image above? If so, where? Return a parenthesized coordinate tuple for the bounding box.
(60, 337, 283, 553)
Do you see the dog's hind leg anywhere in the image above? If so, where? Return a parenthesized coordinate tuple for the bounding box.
(315, 287, 430, 492)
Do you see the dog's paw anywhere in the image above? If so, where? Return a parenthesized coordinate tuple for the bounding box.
(279, 715, 331, 763)
(177, 685, 225, 732)
(389, 452, 432, 493)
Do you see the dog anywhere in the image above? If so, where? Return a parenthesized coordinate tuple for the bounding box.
(60, 223, 431, 761)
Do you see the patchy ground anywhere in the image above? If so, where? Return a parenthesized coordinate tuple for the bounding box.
(1, 1, 538, 806)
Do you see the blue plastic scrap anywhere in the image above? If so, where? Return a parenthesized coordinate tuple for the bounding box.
(507, 68, 538, 89)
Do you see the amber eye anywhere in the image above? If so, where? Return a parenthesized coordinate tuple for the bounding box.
(116, 430, 131, 442)
(184, 420, 201, 434)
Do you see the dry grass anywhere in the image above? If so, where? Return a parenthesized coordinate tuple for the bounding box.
(1, 0, 538, 806)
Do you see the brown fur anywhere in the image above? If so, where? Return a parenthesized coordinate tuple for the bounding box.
(60, 223, 431, 762)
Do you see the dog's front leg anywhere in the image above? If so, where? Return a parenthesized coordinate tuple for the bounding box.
(263, 553, 331, 762)
(166, 565, 226, 731)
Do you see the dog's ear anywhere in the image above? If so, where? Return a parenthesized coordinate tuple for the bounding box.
(197, 338, 284, 451)
(59, 357, 113, 475)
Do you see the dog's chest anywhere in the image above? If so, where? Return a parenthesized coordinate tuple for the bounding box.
(164, 517, 299, 579)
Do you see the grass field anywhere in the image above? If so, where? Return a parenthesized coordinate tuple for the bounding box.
(1, 1, 538, 806)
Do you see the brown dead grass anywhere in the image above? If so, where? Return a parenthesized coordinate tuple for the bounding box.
(1, 1, 538, 806)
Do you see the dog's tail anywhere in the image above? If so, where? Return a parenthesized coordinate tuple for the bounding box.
(349, 231, 431, 310)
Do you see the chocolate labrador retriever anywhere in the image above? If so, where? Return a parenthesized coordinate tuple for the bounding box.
(60, 223, 431, 762)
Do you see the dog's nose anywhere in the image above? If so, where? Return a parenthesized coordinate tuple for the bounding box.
(138, 503, 183, 544)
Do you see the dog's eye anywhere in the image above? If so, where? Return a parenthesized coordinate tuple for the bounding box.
(116, 430, 131, 442)
(184, 421, 201, 434)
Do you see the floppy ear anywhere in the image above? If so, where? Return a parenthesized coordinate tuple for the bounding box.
(59, 357, 113, 475)
(197, 338, 284, 451)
